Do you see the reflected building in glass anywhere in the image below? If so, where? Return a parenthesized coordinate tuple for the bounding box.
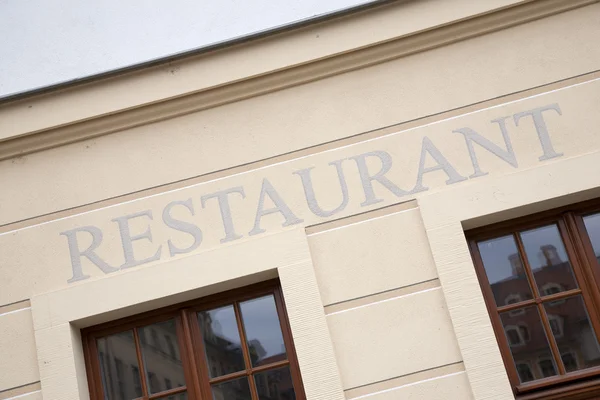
(97, 320, 186, 400)
(491, 244, 600, 383)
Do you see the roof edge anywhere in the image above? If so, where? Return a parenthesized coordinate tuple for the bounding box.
(0, 0, 394, 103)
(0, 0, 591, 160)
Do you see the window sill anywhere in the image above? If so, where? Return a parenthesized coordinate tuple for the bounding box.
(518, 377, 600, 400)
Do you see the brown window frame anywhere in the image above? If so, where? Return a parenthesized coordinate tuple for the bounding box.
(82, 279, 306, 400)
(467, 199, 600, 400)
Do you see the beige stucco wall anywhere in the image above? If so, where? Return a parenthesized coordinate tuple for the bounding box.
(0, 307, 39, 391)
(308, 207, 438, 306)
(1, 1, 600, 399)
(1, 1, 599, 227)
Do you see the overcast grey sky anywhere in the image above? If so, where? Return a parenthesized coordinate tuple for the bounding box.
(0, 0, 377, 98)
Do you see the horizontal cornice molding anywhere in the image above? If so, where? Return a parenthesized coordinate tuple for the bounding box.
(0, 0, 596, 161)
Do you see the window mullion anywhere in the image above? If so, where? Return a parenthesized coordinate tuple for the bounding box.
(536, 302, 566, 375)
(514, 232, 566, 375)
(234, 301, 261, 400)
(132, 328, 150, 398)
(514, 232, 542, 300)
(184, 308, 213, 400)
(177, 310, 203, 400)
(539, 288, 581, 303)
(250, 359, 289, 374)
(496, 299, 537, 313)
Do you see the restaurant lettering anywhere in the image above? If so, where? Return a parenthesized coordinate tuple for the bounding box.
(62, 104, 564, 282)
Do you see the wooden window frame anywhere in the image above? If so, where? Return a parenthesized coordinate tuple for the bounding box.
(81, 279, 306, 400)
(467, 198, 600, 400)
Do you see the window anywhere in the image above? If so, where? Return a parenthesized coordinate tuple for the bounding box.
(506, 294, 527, 316)
(115, 358, 126, 400)
(539, 358, 557, 378)
(83, 280, 305, 400)
(150, 329, 161, 351)
(468, 200, 600, 398)
(132, 366, 142, 397)
(517, 363, 534, 383)
(165, 334, 177, 359)
(542, 283, 567, 306)
(542, 283, 563, 296)
(147, 372, 160, 395)
(562, 352, 579, 373)
(506, 325, 526, 347)
(547, 315, 564, 338)
(519, 325, 530, 342)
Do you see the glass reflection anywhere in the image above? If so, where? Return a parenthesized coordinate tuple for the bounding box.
(520, 225, 578, 295)
(97, 330, 143, 399)
(478, 235, 534, 307)
(584, 213, 600, 264)
(255, 367, 296, 400)
(500, 306, 557, 383)
(212, 377, 252, 400)
(139, 320, 186, 394)
(543, 295, 600, 373)
(198, 305, 246, 378)
(240, 295, 287, 367)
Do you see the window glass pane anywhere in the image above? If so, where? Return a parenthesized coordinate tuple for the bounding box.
(240, 295, 287, 367)
(156, 393, 188, 400)
(254, 366, 296, 400)
(211, 377, 252, 400)
(478, 235, 534, 307)
(520, 225, 578, 295)
(500, 306, 557, 383)
(96, 330, 143, 399)
(139, 320, 186, 395)
(543, 295, 600, 373)
(539, 358, 557, 378)
(583, 213, 600, 264)
(516, 363, 534, 383)
(198, 305, 246, 378)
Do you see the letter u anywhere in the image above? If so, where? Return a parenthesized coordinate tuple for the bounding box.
(293, 159, 349, 218)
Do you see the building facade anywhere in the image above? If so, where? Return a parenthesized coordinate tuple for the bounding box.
(2, 1, 600, 399)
